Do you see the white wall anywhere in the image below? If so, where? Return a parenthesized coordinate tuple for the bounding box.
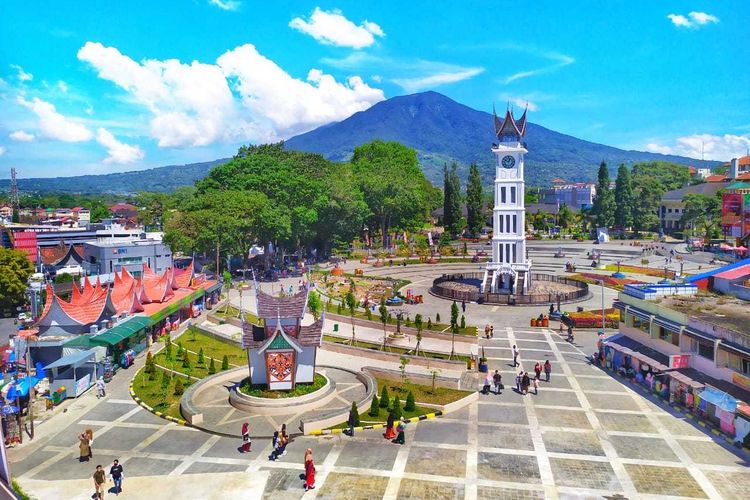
(295, 347, 316, 383)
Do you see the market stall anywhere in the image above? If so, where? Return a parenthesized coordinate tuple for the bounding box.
(88, 316, 151, 368)
(43, 349, 98, 398)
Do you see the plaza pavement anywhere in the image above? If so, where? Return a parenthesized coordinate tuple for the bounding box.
(9, 324, 750, 499)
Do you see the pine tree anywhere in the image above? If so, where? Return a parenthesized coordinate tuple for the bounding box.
(208, 357, 216, 375)
(443, 163, 453, 231)
(176, 342, 183, 357)
(614, 164, 634, 229)
(379, 386, 390, 408)
(350, 401, 360, 426)
(145, 351, 154, 373)
(160, 369, 170, 390)
(391, 395, 402, 420)
(369, 394, 380, 417)
(405, 391, 416, 412)
(466, 163, 484, 235)
(198, 348, 205, 365)
(221, 355, 229, 371)
(164, 338, 172, 361)
(460, 315, 466, 329)
(427, 318, 432, 329)
(592, 161, 615, 229)
(182, 351, 191, 369)
(174, 378, 185, 396)
(435, 313, 441, 323)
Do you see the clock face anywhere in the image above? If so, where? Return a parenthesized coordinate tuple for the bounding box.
(501, 155, 516, 169)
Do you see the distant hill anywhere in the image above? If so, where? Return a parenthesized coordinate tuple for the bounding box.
(285, 91, 720, 186)
(0, 159, 230, 194)
(0, 91, 720, 194)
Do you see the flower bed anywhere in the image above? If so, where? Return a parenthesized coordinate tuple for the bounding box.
(604, 264, 677, 279)
(566, 307, 619, 328)
(569, 272, 643, 291)
(238, 373, 327, 399)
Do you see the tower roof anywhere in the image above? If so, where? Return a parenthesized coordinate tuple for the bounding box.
(493, 105, 528, 141)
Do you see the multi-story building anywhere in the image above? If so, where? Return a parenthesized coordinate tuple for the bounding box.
(659, 182, 729, 233)
(83, 237, 172, 276)
(541, 181, 596, 211)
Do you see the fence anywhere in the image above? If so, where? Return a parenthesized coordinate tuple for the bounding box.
(431, 272, 589, 305)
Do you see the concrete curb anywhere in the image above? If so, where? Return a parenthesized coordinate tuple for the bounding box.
(128, 369, 192, 428)
(308, 410, 443, 436)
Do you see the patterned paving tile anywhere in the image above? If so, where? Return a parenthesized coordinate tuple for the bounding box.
(412, 421, 468, 445)
(655, 414, 706, 437)
(542, 430, 605, 456)
(677, 438, 748, 466)
(536, 408, 591, 429)
(477, 403, 528, 425)
(624, 463, 707, 498)
(575, 376, 629, 392)
(335, 441, 400, 471)
(566, 363, 603, 376)
(596, 412, 656, 433)
(405, 447, 466, 477)
(397, 478, 464, 499)
(477, 452, 541, 484)
(704, 470, 750, 499)
(585, 392, 636, 410)
(530, 389, 581, 408)
(549, 457, 621, 491)
(477, 486, 546, 499)
(317, 472, 389, 499)
(260, 467, 306, 499)
(478, 425, 535, 451)
(608, 435, 678, 461)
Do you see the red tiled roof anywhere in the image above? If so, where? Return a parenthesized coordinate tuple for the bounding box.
(110, 279, 144, 315)
(54, 286, 111, 325)
(109, 203, 138, 212)
(705, 174, 727, 183)
(39, 243, 68, 265)
(688, 166, 697, 174)
(736, 172, 750, 181)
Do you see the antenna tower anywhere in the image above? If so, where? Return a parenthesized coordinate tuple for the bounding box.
(10, 168, 20, 213)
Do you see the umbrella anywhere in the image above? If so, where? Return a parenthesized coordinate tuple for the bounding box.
(1, 405, 19, 415)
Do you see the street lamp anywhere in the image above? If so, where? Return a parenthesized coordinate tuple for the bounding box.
(598, 279, 605, 335)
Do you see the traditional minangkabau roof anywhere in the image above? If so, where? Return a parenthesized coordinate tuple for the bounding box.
(140, 264, 175, 303)
(493, 105, 528, 141)
(172, 262, 194, 289)
(257, 321, 302, 354)
(36, 283, 116, 335)
(298, 315, 324, 347)
(255, 288, 308, 320)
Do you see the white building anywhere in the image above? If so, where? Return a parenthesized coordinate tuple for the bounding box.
(482, 107, 532, 294)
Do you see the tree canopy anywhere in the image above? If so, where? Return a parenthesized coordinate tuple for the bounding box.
(614, 164, 634, 229)
(0, 248, 34, 311)
(465, 163, 483, 235)
(591, 161, 615, 228)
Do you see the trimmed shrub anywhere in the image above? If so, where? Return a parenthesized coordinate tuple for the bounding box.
(182, 351, 191, 369)
(221, 355, 229, 371)
(350, 401, 360, 426)
(176, 342, 184, 357)
(160, 370, 170, 390)
(198, 348, 205, 364)
(369, 395, 380, 417)
(391, 395, 402, 420)
(405, 391, 416, 411)
(460, 315, 466, 329)
(427, 318, 432, 329)
(145, 352, 154, 373)
(173, 378, 185, 396)
(436, 313, 441, 323)
(379, 386, 389, 408)
(208, 357, 216, 375)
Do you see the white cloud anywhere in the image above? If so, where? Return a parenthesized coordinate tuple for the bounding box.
(502, 52, 574, 84)
(85, 106, 94, 115)
(508, 98, 539, 112)
(289, 7, 384, 49)
(10, 64, 33, 81)
(208, 0, 239, 11)
(0, 146, 5, 156)
(57, 80, 69, 93)
(95, 128, 144, 164)
(10, 130, 35, 142)
(393, 67, 484, 92)
(17, 96, 93, 142)
(668, 12, 719, 29)
(78, 41, 383, 146)
(644, 133, 750, 161)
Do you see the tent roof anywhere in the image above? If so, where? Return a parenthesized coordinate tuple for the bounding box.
(89, 316, 152, 347)
(43, 348, 97, 370)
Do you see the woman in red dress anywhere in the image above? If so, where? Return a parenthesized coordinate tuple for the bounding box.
(304, 448, 315, 491)
(383, 409, 396, 440)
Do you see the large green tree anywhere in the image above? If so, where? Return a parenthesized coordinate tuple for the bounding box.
(631, 175, 665, 233)
(0, 248, 34, 311)
(632, 161, 690, 191)
(681, 193, 722, 240)
(465, 163, 483, 235)
(442, 162, 462, 236)
(591, 161, 615, 228)
(614, 164, 634, 229)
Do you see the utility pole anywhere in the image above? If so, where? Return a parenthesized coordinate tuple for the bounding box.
(10, 167, 20, 221)
(25, 346, 34, 440)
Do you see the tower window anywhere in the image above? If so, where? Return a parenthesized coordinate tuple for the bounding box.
(511, 187, 516, 204)
(498, 244, 503, 261)
(512, 244, 517, 263)
(501, 187, 506, 203)
(505, 215, 510, 231)
(513, 215, 517, 233)
(499, 215, 504, 232)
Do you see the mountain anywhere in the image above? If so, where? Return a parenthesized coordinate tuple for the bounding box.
(0, 158, 230, 194)
(285, 91, 720, 186)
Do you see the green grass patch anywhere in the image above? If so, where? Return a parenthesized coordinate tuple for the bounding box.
(329, 310, 476, 336)
(238, 373, 327, 399)
(154, 327, 246, 378)
(322, 335, 471, 364)
(211, 305, 259, 324)
(376, 377, 472, 406)
(132, 367, 193, 420)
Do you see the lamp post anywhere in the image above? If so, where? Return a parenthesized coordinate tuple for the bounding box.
(598, 279, 605, 334)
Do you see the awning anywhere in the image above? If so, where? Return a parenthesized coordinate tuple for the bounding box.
(63, 335, 96, 349)
(697, 386, 738, 412)
(204, 281, 223, 294)
(149, 288, 203, 322)
(43, 348, 97, 370)
(605, 336, 670, 371)
(90, 316, 152, 347)
(718, 339, 750, 358)
(683, 327, 717, 343)
(629, 307, 653, 322)
(653, 317, 684, 333)
(613, 301, 626, 311)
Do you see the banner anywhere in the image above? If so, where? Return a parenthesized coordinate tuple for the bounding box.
(722, 193, 742, 227)
(669, 354, 690, 369)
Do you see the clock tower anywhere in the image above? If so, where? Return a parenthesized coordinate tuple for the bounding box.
(482, 106, 532, 294)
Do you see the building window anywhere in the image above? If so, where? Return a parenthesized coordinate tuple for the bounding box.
(498, 244, 503, 261)
(510, 187, 516, 204)
(743, 358, 750, 376)
(512, 244, 517, 263)
(513, 215, 517, 233)
(697, 341, 714, 361)
(501, 187, 506, 203)
(506, 215, 510, 231)
(499, 216, 504, 232)
(658, 327, 680, 346)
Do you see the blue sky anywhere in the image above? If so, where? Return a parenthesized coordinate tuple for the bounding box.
(1, 0, 748, 178)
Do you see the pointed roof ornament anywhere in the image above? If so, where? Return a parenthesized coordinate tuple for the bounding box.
(493, 104, 527, 141)
(515, 103, 528, 136)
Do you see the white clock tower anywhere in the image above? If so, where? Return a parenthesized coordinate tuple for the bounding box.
(482, 106, 532, 294)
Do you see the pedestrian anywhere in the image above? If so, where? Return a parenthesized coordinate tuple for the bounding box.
(515, 371, 523, 393)
(490, 325, 494, 338)
(96, 377, 106, 399)
(347, 406, 356, 437)
(79, 432, 91, 462)
(304, 448, 315, 491)
(278, 424, 289, 456)
(93, 464, 106, 500)
(533, 377, 539, 395)
(393, 419, 406, 445)
(484, 324, 490, 339)
(482, 372, 492, 395)
(544, 360, 551, 382)
(269, 431, 281, 461)
(512, 345, 519, 367)
(240, 422, 251, 453)
(461, 300, 466, 313)
(521, 372, 530, 395)
(109, 459, 123, 495)
(549, 304, 554, 315)
(492, 370, 502, 395)
(86, 428, 94, 459)
(384, 409, 396, 440)
(534, 362, 542, 380)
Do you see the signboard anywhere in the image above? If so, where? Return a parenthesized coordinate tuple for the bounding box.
(75, 373, 91, 397)
(744, 194, 750, 235)
(733, 371, 750, 391)
(722, 193, 742, 228)
(669, 354, 690, 369)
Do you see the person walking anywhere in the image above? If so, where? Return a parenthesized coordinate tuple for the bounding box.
(461, 300, 466, 313)
(534, 362, 542, 380)
(347, 406, 356, 437)
(79, 432, 91, 462)
(384, 409, 396, 440)
(492, 370, 502, 395)
(482, 372, 492, 395)
(93, 464, 106, 499)
(533, 376, 539, 395)
(304, 449, 316, 491)
(515, 371, 523, 393)
(512, 345, 519, 367)
(96, 377, 106, 399)
(240, 422, 251, 453)
(109, 459, 123, 495)
(393, 419, 406, 445)
(521, 372, 530, 395)
(484, 324, 490, 339)
(269, 431, 281, 461)
(86, 429, 94, 459)
(544, 360, 552, 382)
(490, 325, 494, 338)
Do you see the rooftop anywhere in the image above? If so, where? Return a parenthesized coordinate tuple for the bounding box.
(657, 293, 750, 335)
(661, 182, 729, 201)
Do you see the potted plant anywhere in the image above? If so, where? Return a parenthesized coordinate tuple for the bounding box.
(478, 357, 488, 373)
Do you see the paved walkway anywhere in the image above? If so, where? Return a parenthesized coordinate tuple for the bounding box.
(10, 326, 750, 499)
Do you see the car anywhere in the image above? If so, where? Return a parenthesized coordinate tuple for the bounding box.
(385, 296, 403, 306)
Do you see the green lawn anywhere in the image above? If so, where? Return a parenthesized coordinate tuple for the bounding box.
(154, 328, 246, 378)
(132, 367, 193, 420)
(239, 373, 327, 399)
(323, 335, 471, 365)
(329, 309, 477, 336)
(211, 305, 259, 324)
(376, 377, 473, 406)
